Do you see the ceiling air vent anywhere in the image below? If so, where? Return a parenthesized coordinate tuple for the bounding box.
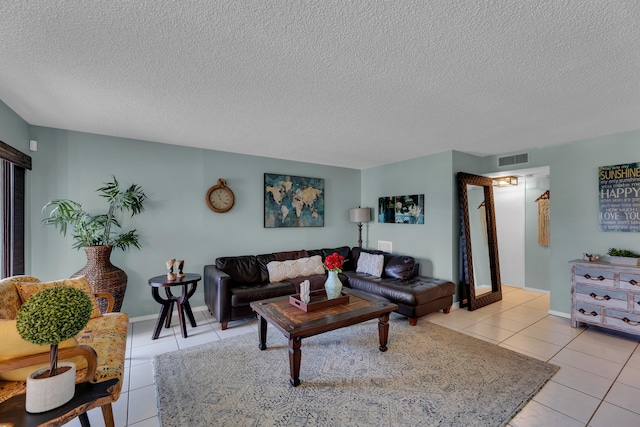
(498, 152, 529, 167)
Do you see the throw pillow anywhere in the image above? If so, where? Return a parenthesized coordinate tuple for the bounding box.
(15, 276, 102, 319)
(356, 252, 384, 278)
(0, 319, 86, 381)
(267, 256, 325, 282)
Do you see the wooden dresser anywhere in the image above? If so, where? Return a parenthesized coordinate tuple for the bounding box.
(570, 259, 640, 335)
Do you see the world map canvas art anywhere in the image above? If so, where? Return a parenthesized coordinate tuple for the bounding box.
(264, 173, 324, 227)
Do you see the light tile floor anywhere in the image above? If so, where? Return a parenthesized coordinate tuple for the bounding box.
(64, 285, 640, 427)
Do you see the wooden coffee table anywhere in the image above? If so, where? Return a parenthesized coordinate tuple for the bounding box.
(250, 288, 398, 386)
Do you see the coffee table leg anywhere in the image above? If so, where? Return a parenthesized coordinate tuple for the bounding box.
(289, 336, 302, 387)
(257, 315, 267, 350)
(378, 312, 391, 352)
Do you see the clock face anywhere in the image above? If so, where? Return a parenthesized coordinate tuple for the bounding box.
(206, 181, 234, 213)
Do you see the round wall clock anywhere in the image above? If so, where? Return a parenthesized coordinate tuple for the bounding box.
(206, 178, 235, 213)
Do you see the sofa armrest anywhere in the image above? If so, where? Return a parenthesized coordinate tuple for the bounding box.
(0, 345, 98, 383)
(204, 265, 235, 325)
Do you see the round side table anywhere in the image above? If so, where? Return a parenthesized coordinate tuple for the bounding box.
(148, 273, 201, 339)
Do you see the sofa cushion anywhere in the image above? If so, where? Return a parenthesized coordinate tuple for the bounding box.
(0, 319, 85, 381)
(384, 256, 416, 280)
(15, 277, 102, 319)
(267, 255, 324, 282)
(356, 252, 384, 277)
(344, 272, 455, 306)
(216, 256, 261, 284)
(230, 282, 297, 306)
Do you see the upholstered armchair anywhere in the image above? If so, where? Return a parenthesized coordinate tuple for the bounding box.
(0, 275, 128, 427)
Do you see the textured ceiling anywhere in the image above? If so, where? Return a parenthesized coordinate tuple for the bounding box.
(1, 1, 639, 169)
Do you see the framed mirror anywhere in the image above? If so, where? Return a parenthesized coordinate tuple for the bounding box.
(458, 172, 502, 310)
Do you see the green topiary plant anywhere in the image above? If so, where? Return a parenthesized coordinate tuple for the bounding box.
(16, 286, 93, 377)
(607, 248, 640, 258)
(41, 175, 147, 251)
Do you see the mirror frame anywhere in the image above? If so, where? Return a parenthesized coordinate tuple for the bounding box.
(458, 172, 502, 310)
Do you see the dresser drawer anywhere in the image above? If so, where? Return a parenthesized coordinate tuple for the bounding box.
(574, 267, 615, 288)
(574, 302, 602, 324)
(575, 284, 628, 310)
(620, 273, 640, 292)
(605, 310, 640, 334)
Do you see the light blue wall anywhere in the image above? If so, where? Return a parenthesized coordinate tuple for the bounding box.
(483, 130, 640, 314)
(361, 151, 459, 281)
(25, 127, 361, 317)
(2, 99, 640, 318)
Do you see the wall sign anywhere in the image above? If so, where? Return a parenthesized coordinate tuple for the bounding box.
(599, 162, 640, 232)
(378, 194, 424, 224)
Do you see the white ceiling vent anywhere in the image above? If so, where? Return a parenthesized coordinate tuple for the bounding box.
(498, 152, 529, 167)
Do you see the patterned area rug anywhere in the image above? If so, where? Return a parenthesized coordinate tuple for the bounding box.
(153, 318, 558, 426)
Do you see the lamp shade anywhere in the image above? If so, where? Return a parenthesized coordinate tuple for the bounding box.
(349, 207, 371, 223)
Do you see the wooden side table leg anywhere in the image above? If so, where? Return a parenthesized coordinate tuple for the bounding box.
(183, 300, 197, 327)
(378, 312, 391, 352)
(289, 336, 302, 387)
(257, 315, 267, 350)
(152, 302, 171, 340)
(165, 300, 174, 328)
(177, 302, 187, 338)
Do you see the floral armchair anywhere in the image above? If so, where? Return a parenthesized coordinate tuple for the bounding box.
(0, 275, 128, 427)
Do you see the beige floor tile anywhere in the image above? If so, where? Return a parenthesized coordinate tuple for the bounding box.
(532, 380, 600, 423)
(604, 382, 640, 415)
(457, 328, 500, 344)
(567, 328, 637, 364)
(129, 361, 154, 391)
(129, 417, 161, 427)
(462, 321, 515, 342)
(551, 348, 623, 380)
(532, 315, 585, 337)
(479, 315, 529, 332)
(519, 324, 579, 347)
(499, 342, 548, 361)
(616, 364, 640, 389)
(500, 307, 548, 324)
(129, 339, 179, 367)
(501, 333, 563, 360)
(550, 362, 614, 399)
(509, 400, 584, 427)
(626, 347, 640, 370)
(128, 385, 159, 425)
(589, 401, 640, 427)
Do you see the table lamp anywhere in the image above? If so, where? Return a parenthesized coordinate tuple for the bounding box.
(349, 207, 371, 248)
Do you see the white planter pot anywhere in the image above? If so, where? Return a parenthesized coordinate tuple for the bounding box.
(25, 362, 76, 413)
(610, 256, 640, 266)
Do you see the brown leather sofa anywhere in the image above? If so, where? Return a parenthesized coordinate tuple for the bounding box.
(203, 246, 455, 329)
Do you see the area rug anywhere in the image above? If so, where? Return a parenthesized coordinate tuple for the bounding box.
(153, 319, 558, 427)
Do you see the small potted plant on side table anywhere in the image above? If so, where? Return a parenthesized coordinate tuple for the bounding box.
(16, 286, 93, 413)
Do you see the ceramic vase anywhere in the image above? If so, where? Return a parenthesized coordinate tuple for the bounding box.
(25, 362, 76, 413)
(72, 245, 128, 312)
(324, 270, 342, 299)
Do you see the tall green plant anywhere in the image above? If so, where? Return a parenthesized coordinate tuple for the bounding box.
(42, 176, 147, 250)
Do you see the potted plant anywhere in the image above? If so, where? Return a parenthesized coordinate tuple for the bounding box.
(42, 176, 147, 311)
(607, 248, 640, 266)
(16, 286, 93, 413)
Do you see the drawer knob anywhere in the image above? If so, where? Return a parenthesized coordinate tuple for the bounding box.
(589, 292, 610, 301)
(629, 279, 639, 286)
(584, 274, 605, 281)
(578, 308, 598, 317)
(623, 317, 640, 327)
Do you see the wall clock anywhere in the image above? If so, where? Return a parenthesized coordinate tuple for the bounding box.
(206, 178, 235, 213)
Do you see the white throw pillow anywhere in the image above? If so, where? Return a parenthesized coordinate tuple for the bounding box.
(267, 255, 325, 282)
(356, 252, 384, 278)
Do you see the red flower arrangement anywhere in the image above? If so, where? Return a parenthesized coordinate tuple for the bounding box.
(324, 252, 346, 273)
